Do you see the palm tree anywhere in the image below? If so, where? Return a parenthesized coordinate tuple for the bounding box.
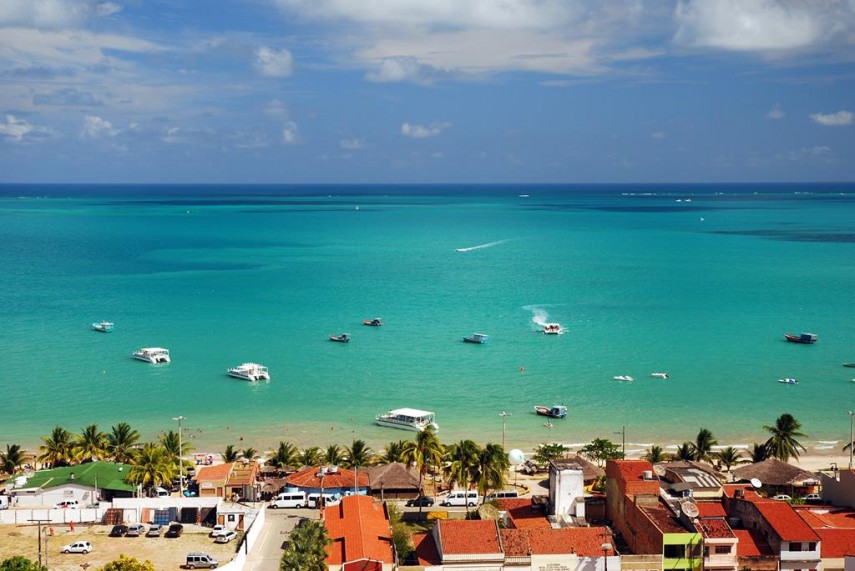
(378, 440, 407, 464)
(692, 428, 718, 462)
(443, 440, 481, 514)
(323, 444, 344, 465)
(222, 444, 239, 463)
(280, 518, 330, 571)
(716, 446, 745, 473)
(267, 441, 299, 469)
(643, 445, 665, 463)
(298, 447, 322, 468)
(343, 439, 374, 469)
(106, 422, 140, 464)
(763, 413, 807, 462)
(38, 425, 75, 468)
(159, 430, 193, 476)
(475, 443, 510, 503)
(674, 442, 694, 461)
(401, 426, 444, 519)
(126, 443, 174, 490)
(73, 424, 106, 463)
(0, 444, 26, 475)
(241, 448, 258, 461)
(748, 442, 769, 463)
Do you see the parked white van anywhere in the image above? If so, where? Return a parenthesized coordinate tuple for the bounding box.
(440, 490, 480, 507)
(270, 491, 307, 509)
(53, 500, 80, 509)
(0, 496, 9, 510)
(486, 490, 519, 501)
(306, 492, 342, 508)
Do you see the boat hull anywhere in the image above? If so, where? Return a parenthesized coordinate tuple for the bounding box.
(329, 335, 350, 343)
(534, 406, 567, 419)
(375, 419, 439, 432)
(784, 333, 817, 344)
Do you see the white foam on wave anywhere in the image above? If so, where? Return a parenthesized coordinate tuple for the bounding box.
(455, 239, 507, 252)
(818, 440, 840, 444)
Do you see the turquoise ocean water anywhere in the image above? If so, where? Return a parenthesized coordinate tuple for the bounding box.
(1, 183, 854, 457)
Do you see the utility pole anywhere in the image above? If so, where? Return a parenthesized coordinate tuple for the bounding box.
(499, 411, 511, 449)
(849, 411, 854, 470)
(172, 415, 186, 497)
(28, 518, 50, 568)
(614, 426, 626, 457)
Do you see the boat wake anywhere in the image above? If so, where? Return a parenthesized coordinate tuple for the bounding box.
(523, 305, 565, 334)
(455, 239, 507, 252)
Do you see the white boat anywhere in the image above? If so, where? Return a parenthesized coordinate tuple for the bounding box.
(778, 378, 798, 385)
(227, 363, 270, 381)
(650, 372, 669, 379)
(542, 323, 562, 335)
(613, 375, 634, 382)
(375, 408, 438, 432)
(463, 333, 489, 344)
(92, 321, 114, 333)
(132, 347, 170, 363)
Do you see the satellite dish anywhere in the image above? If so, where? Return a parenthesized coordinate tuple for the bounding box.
(653, 464, 666, 476)
(23, 467, 34, 478)
(750, 478, 762, 489)
(681, 501, 700, 518)
(508, 449, 525, 465)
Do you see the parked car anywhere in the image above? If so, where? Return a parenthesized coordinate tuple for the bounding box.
(185, 553, 218, 569)
(61, 541, 92, 554)
(214, 530, 238, 544)
(54, 500, 80, 509)
(165, 523, 184, 538)
(146, 524, 164, 537)
(802, 493, 822, 502)
(772, 494, 792, 501)
(126, 524, 146, 537)
(210, 524, 228, 537)
(109, 525, 129, 537)
(405, 496, 435, 507)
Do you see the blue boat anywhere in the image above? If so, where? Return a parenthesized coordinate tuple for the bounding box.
(534, 405, 567, 419)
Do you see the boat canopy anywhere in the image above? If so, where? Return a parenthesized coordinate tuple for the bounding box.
(385, 408, 435, 420)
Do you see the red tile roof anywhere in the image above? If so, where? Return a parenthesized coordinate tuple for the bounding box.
(437, 520, 501, 554)
(696, 518, 735, 539)
(797, 507, 855, 558)
(813, 528, 855, 558)
(696, 502, 727, 517)
(638, 501, 691, 534)
(611, 460, 654, 483)
(412, 532, 440, 566)
(324, 495, 393, 566)
(733, 529, 774, 557)
(194, 462, 234, 482)
(495, 498, 552, 529)
(286, 466, 369, 489)
(499, 527, 614, 557)
(754, 501, 820, 542)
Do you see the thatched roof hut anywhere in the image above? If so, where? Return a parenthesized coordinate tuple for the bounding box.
(363, 462, 420, 499)
(732, 459, 819, 487)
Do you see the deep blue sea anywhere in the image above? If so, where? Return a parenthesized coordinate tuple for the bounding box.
(2, 183, 854, 458)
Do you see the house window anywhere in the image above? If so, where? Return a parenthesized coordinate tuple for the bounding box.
(228, 514, 235, 522)
(663, 545, 684, 559)
(790, 542, 802, 551)
(808, 542, 816, 551)
(715, 546, 730, 555)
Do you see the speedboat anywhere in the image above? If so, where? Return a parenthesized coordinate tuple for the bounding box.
(375, 408, 438, 432)
(132, 347, 170, 363)
(844, 363, 855, 368)
(363, 318, 383, 327)
(542, 323, 562, 335)
(784, 333, 817, 344)
(329, 333, 350, 343)
(613, 375, 634, 382)
(463, 333, 489, 344)
(650, 372, 669, 379)
(92, 321, 114, 333)
(778, 378, 799, 384)
(534, 405, 567, 419)
(227, 363, 270, 381)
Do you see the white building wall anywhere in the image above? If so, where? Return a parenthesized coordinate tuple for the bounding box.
(550, 466, 586, 519)
(10, 483, 99, 507)
(531, 552, 578, 570)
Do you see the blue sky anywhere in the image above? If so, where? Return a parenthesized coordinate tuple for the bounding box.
(1, 0, 853, 184)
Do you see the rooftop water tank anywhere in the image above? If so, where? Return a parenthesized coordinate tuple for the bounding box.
(14, 476, 27, 488)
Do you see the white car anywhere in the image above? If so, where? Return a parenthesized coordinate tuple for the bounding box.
(772, 494, 792, 501)
(61, 541, 92, 554)
(210, 524, 228, 537)
(214, 530, 238, 544)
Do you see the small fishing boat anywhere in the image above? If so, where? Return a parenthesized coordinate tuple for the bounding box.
(534, 405, 567, 419)
(363, 318, 383, 327)
(542, 323, 562, 335)
(778, 378, 799, 385)
(844, 363, 855, 368)
(463, 333, 489, 344)
(650, 372, 669, 379)
(784, 333, 817, 344)
(329, 333, 350, 343)
(92, 321, 114, 333)
(613, 375, 634, 382)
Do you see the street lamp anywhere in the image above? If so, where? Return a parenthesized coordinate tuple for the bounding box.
(172, 416, 186, 497)
(499, 411, 511, 449)
(849, 411, 854, 469)
(601, 542, 612, 571)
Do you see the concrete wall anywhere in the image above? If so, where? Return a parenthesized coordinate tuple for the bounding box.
(549, 465, 585, 518)
(216, 503, 265, 571)
(821, 470, 855, 508)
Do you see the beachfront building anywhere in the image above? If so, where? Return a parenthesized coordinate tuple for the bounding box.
(732, 458, 820, 499)
(193, 460, 261, 501)
(819, 467, 855, 507)
(364, 462, 420, 501)
(694, 503, 739, 571)
(723, 484, 821, 570)
(324, 495, 395, 571)
(4, 461, 136, 507)
(797, 504, 855, 571)
(286, 465, 369, 496)
(548, 459, 586, 520)
(195, 462, 235, 499)
(605, 460, 703, 571)
(656, 461, 724, 501)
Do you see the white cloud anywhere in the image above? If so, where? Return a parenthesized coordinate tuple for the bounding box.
(767, 104, 785, 119)
(340, 138, 364, 150)
(366, 57, 450, 84)
(673, 0, 848, 52)
(80, 115, 118, 139)
(282, 120, 300, 145)
(651, 131, 667, 139)
(0, 114, 52, 142)
(401, 122, 450, 138)
(0, 0, 122, 28)
(787, 145, 832, 161)
(810, 110, 853, 126)
(264, 98, 289, 118)
(255, 46, 293, 77)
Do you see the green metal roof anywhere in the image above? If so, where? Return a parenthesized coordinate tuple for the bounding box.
(6, 461, 136, 492)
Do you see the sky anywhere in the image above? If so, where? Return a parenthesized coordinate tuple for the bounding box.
(0, 0, 853, 184)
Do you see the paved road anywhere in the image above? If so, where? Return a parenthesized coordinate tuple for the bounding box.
(243, 507, 318, 571)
